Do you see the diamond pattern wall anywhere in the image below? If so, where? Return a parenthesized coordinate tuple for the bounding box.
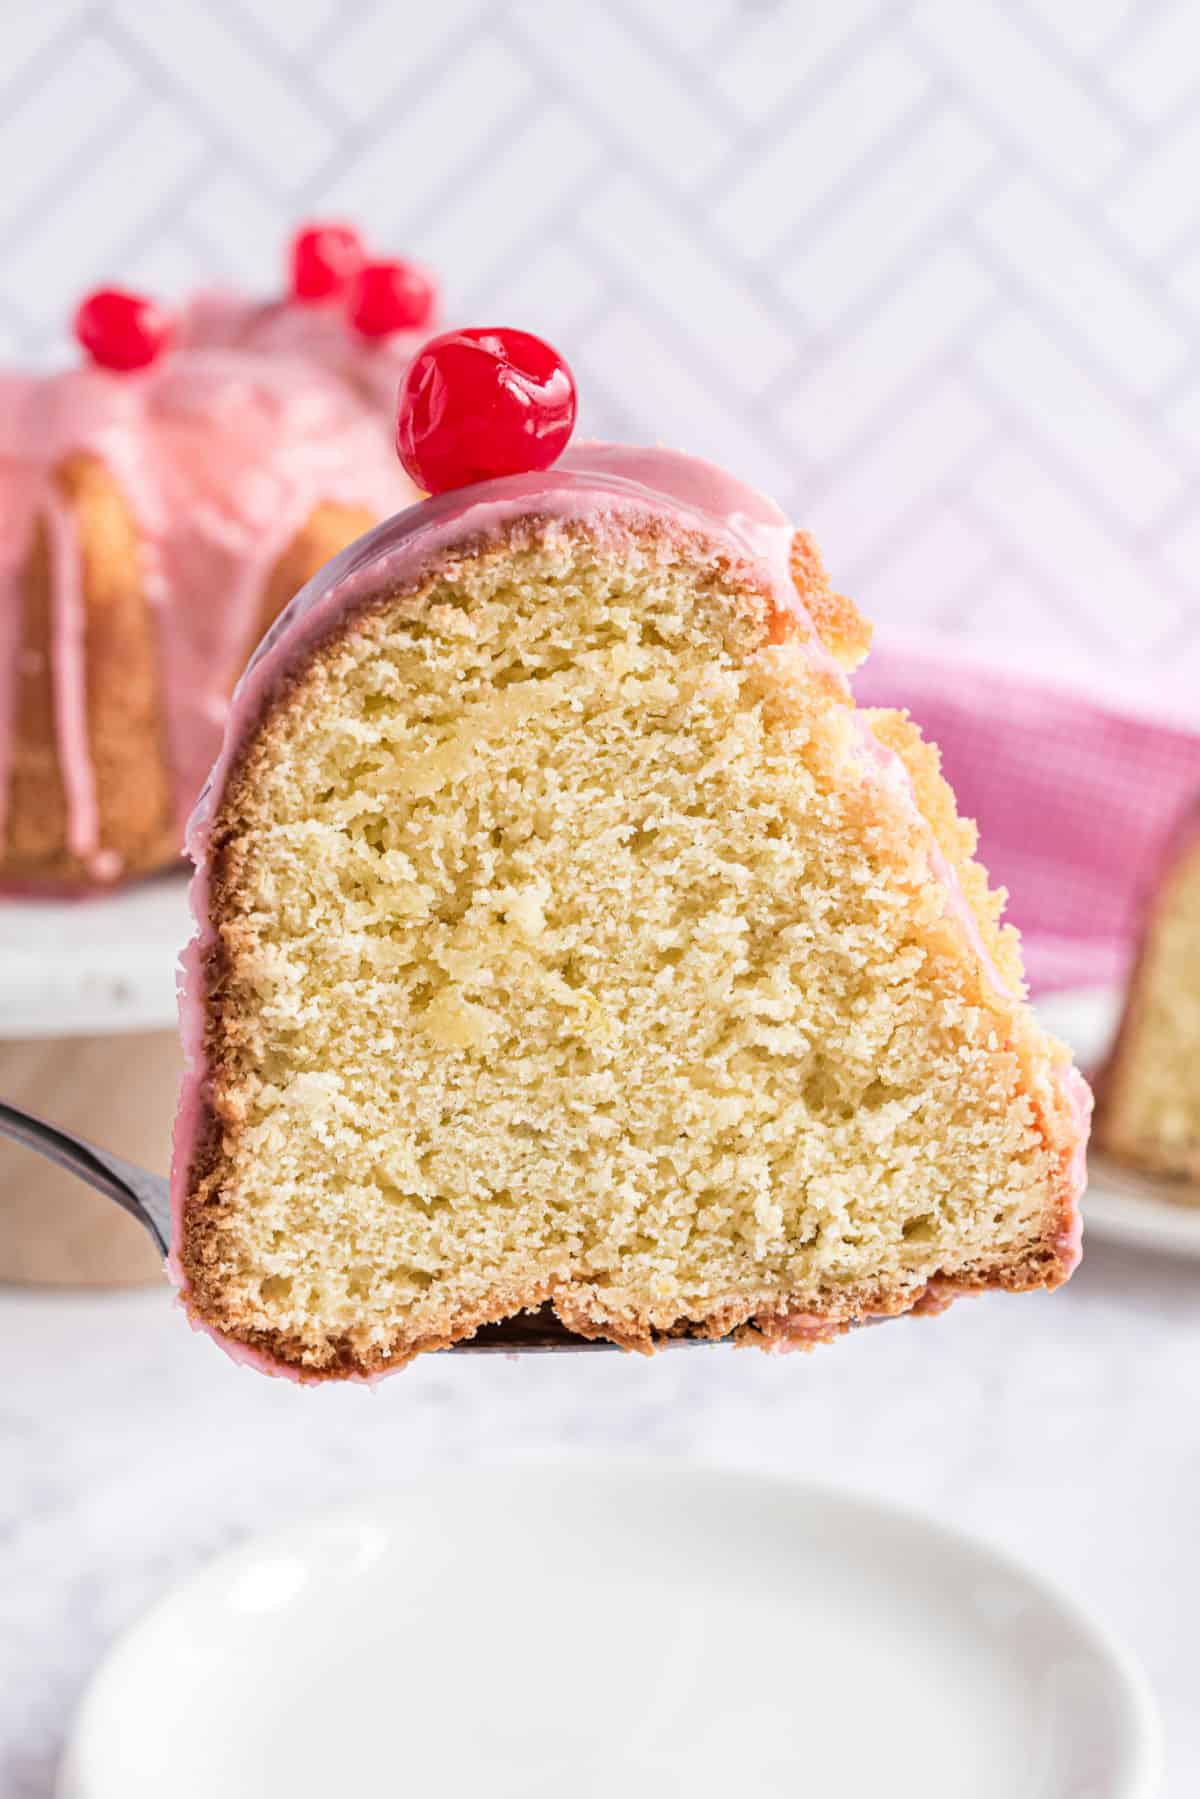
(4, 0, 1199, 697)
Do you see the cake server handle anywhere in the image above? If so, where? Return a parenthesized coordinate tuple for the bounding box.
(0, 1098, 172, 1256)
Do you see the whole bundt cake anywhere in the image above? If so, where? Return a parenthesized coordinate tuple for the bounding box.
(0, 224, 435, 891)
(170, 330, 1089, 1380)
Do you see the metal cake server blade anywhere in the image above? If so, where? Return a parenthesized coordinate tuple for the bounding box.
(0, 1098, 173, 1255)
(0, 1099, 725, 1353)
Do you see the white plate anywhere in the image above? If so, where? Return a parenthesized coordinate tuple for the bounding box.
(0, 874, 191, 1039)
(1036, 985, 1200, 1259)
(59, 1464, 1159, 1799)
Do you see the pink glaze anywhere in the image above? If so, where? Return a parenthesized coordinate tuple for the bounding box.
(174, 1291, 383, 1387)
(179, 289, 432, 415)
(763, 1312, 842, 1353)
(1057, 1065, 1091, 1271)
(169, 442, 1089, 1375)
(0, 352, 415, 878)
(42, 484, 98, 860)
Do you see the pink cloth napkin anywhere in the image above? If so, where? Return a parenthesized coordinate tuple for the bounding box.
(853, 645, 1200, 994)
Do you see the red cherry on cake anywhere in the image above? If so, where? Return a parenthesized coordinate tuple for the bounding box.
(289, 222, 364, 302)
(348, 259, 437, 338)
(395, 327, 577, 493)
(74, 288, 173, 372)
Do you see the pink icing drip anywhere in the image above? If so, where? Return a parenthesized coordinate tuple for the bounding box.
(42, 487, 100, 859)
(0, 582, 16, 853)
(0, 350, 415, 873)
(1058, 1065, 1092, 1272)
(763, 1313, 842, 1353)
(169, 441, 1089, 1373)
(175, 1290, 382, 1387)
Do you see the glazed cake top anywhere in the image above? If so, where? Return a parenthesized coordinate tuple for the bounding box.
(0, 349, 414, 865)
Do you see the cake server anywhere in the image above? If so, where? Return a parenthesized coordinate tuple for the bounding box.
(0, 1098, 721, 1352)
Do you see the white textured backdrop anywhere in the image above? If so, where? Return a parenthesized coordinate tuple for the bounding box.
(5, 0, 1200, 697)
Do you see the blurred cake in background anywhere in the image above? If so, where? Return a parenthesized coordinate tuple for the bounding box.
(0, 223, 434, 891)
(180, 222, 438, 414)
(1095, 800, 1200, 1188)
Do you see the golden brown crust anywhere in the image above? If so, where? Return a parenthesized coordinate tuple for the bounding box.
(245, 500, 377, 671)
(182, 1244, 1071, 1381)
(789, 530, 872, 670)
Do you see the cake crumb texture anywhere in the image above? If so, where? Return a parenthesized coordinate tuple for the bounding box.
(183, 524, 1082, 1374)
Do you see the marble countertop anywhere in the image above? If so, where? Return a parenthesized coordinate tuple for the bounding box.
(2, 1234, 1194, 1797)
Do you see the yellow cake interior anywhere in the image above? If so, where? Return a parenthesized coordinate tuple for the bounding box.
(186, 526, 1071, 1372)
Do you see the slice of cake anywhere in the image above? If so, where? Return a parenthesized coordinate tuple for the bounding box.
(171, 329, 1089, 1379)
(1095, 802, 1200, 1187)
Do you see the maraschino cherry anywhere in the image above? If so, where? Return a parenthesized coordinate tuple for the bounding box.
(348, 259, 437, 338)
(74, 288, 173, 372)
(289, 222, 364, 301)
(395, 328, 577, 494)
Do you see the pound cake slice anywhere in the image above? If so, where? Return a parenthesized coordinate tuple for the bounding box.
(1095, 800, 1200, 1187)
(171, 331, 1089, 1379)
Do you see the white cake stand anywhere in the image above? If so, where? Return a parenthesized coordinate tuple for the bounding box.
(0, 875, 193, 1283)
(0, 874, 192, 1040)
